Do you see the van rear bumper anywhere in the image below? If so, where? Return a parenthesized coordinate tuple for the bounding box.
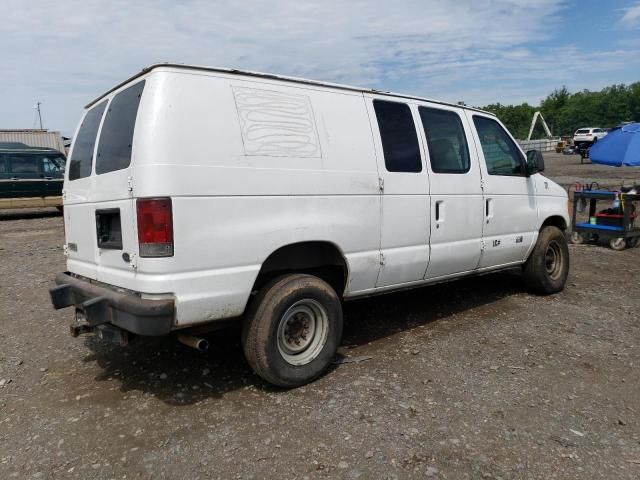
(49, 272, 174, 336)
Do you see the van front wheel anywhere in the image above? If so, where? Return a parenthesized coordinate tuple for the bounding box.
(522, 226, 570, 294)
(242, 274, 343, 388)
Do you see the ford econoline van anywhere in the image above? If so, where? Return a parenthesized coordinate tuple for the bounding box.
(50, 64, 570, 387)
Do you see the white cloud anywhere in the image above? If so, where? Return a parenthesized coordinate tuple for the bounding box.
(0, 0, 637, 134)
(621, 2, 640, 27)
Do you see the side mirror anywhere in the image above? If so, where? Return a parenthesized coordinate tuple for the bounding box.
(526, 149, 545, 175)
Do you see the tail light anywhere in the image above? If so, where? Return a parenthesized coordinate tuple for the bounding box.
(136, 197, 173, 257)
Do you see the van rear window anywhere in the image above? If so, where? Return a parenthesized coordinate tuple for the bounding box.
(68, 101, 107, 180)
(96, 81, 145, 175)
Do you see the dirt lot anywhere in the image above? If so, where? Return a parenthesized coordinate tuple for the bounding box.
(1, 153, 639, 479)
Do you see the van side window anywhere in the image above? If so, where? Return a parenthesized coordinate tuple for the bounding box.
(0, 156, 6, 173)
(473, 116, 525, 176)
(42, 157, 65, 174)
(69, 101, 107, 180)
(419, 107, 470, 174)
(9, 156, 38, 174)
(373, 100, 422, 173)
(96, 81, 145, 175)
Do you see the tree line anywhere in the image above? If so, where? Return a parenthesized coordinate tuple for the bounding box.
(480, 82, 640, 139)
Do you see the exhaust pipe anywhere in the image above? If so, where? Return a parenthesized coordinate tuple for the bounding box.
(178, 334, 209, 352)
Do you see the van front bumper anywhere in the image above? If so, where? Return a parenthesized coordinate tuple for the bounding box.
(49, 272, 174, 336)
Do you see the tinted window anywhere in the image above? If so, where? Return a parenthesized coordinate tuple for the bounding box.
(96, 81, 145, 175)
(0, 156, 6, 173)
(69, 101, 107, 180)
(419, 107, 470, 174)
(42, 156, 65, 175)
(373, 100, 422, 173)
(9, 156, 38, 174)
(576, 129, 589, 134)
(473, 116, 525, 176)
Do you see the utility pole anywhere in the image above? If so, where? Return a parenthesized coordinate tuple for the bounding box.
(35, 101, 43, 129)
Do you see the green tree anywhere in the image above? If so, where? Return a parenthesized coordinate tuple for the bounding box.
(480, 82, 640, 139)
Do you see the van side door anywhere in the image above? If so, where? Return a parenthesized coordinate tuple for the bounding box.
(417, 105, 484, 279)
(40, 155, 65, 197)
(366, 96, 431, 287)
(466, 113, 538, 268)
(8, 154, 41, 198)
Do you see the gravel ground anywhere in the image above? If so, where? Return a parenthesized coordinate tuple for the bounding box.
(1, 154, 639, 479)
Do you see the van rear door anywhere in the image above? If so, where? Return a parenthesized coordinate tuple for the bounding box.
(64, 81, 145, 286)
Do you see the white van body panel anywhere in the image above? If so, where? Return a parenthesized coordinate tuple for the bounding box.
(421, 103, 485, 280)
(364, 95, 431, 288)
(62, 65, 570, 329)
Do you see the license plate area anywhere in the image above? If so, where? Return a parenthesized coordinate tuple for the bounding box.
(95, 208, 123, 250)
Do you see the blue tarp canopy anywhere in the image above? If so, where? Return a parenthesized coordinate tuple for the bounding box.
(590, 123, 640, 167)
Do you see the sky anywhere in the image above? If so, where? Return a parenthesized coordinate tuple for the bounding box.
(1, 0, 639, 136)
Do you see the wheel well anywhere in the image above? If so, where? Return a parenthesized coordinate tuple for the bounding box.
(252, 241, 349, 296)
(541, 215, 567, 231)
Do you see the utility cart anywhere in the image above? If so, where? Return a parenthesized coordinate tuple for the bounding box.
(571, 189, 640, 250)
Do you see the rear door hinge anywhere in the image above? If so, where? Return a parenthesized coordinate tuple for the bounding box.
(480, 178, 486, 190)
(63, 244, 69, 257)
(378, 177, 384, 192)
(127, 176, 134, 194)
(379, 252, 385, 266)
(480, 239, 486, 252)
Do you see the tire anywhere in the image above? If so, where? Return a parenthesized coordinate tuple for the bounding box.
(242, 274, 343, 388)
(609, 237, 627, 251)
(523, 226, 570, 294)
(570, 231, 584, 244)
(627, 237, 640, 249)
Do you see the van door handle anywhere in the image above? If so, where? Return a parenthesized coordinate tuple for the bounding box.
(10, 177, 19, 181)
(44, 176, 53, 180)
(435, 200, 444, 223)
(485, 199, 493, 223)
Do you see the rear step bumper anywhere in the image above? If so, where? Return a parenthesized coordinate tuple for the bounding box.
(49, 272, 174, 336)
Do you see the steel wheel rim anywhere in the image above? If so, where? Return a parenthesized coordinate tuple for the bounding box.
(545, 240, 563, 280)
(277, 299, 329, 366)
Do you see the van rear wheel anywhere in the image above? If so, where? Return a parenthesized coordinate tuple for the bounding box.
(242, 274, 343, 388)
(522, 226, 570, 294)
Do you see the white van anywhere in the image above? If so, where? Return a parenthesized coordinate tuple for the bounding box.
(50, 64, 570, 387)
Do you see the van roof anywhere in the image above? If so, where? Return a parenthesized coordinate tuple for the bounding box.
(0, 142, 64, 155)
(86, 63, 495, 116)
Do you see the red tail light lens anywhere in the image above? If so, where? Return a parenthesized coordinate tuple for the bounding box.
(136, 197, 173, 257)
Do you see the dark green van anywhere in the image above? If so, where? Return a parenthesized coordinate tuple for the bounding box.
(0, 142, 66, 210)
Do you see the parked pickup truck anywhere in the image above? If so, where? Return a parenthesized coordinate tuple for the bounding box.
(0, 143, 65, 210)
(50, 64, 570, 387)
